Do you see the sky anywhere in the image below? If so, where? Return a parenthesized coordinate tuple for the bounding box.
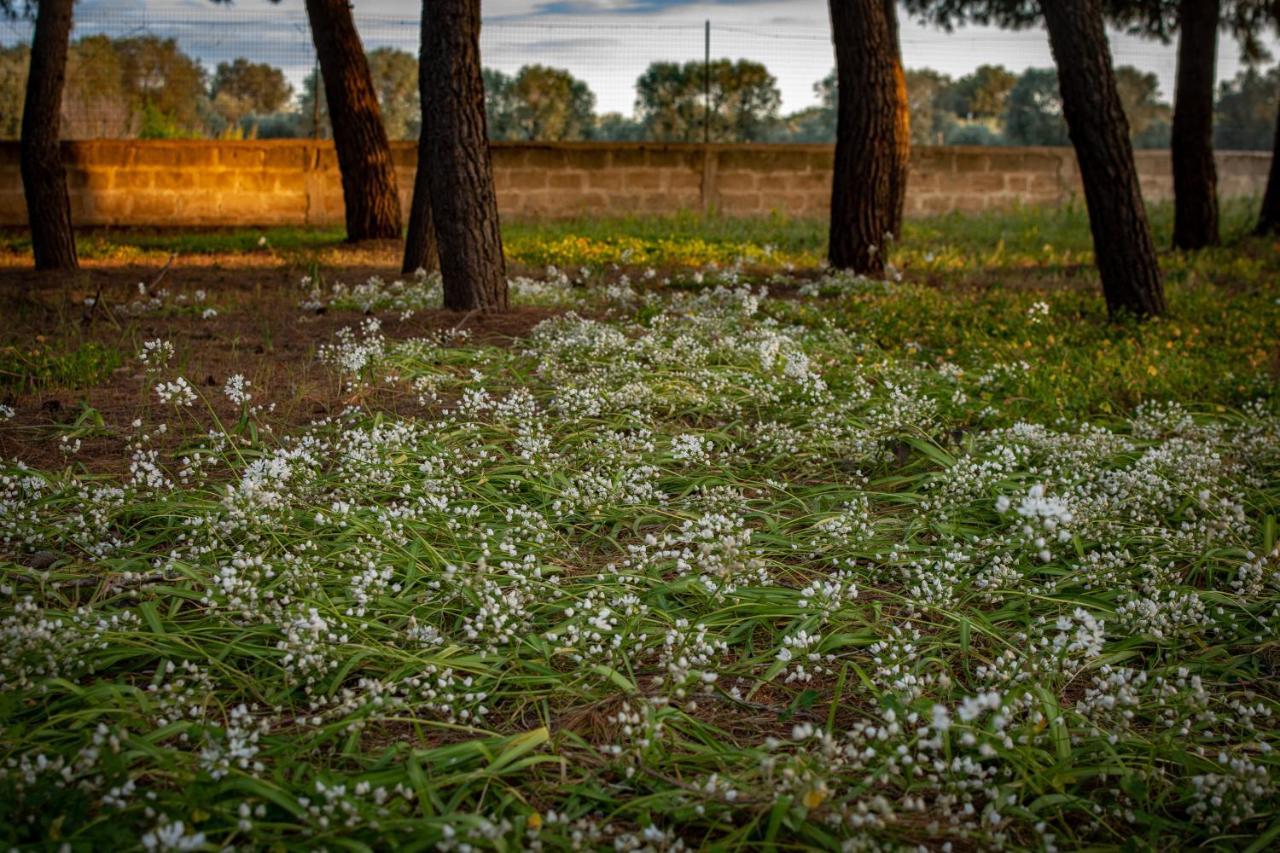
(5, 0, 1274, 116)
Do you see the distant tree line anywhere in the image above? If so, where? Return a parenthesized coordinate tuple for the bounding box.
(2, 34, 1277, 148)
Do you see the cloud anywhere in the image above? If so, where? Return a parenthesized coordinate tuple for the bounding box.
(531, 0, 779, 15)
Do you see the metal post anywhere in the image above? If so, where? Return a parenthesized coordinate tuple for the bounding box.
(703, 20, 711, 146)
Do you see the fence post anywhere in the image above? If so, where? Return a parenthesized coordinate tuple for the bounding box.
(701, 20, 716, 214)
(703, 19, 711, 146)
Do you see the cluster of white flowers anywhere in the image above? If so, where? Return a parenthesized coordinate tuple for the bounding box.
(138, 338, 175, 370)
(154, 377, 198, 407)
(1, 268, 1277, 849)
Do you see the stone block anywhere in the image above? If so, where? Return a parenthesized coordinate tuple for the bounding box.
(132, 146, 179, 168)
(198, 170, 238, 192)
(130, 193, 179, 219)
(609, 148, 648, 169)
(952, 152, 990, 173)
(492, 147, 527, 168)
(565, 148, 612, 170)
(263, 146, 309, 170)
(665, 170, 703, 192)
(717, 171, 758, 192)
(717, 191, 763, 213)
(549, 171, 586, 190)
(119, 170, 154, 190)
(274, 170, 309, 193)
(646, 148, 697, 169)
(966, 172, 1007, 193)
(523, 147, 571, 170)
(586, 170, 625, 191)
(507, 169, 549, 190)
(153, 169, 196, 192)
(624, 170, 662, 190)
(218, 146, 267, 169)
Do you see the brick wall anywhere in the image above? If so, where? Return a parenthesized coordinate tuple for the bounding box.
(0, 140, 1270, 227)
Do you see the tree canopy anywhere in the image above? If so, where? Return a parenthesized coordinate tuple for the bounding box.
(636, 59, 781, 143)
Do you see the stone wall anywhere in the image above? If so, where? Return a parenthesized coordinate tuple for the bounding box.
(0, 140, 1270, 227)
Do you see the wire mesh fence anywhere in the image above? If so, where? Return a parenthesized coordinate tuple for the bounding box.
(0, 1, 1275, 149)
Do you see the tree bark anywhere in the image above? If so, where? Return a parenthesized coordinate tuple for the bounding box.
(1042, 0, 1166, 318)
(421, 0, 507, 311)
(402, 2, 439, 275)
(881, 0, 909, 232)
(1171, 0, 1220, 250)
(304, 0, 402, 242)
(1256, 100, 1280, 235)
(21, 0, 78, 271)
(827, 0, 909, 276)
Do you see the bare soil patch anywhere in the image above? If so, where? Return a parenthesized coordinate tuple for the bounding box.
(0, 257, 563, 475)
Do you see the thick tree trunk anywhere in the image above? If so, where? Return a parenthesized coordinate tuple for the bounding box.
(305, 0, 402, 242)
(827, 0, 909, 276)
(21, 0, 77, 271)
(881, 0, 909, 232)
(1042, 0, 1166, 318)
(1171, 0, 1220, 250)
(1256, 102, 1280, 235)
(402, 3, 439, 275)
(421, 0, 507, 311)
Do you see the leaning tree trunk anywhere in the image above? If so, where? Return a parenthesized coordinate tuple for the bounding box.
(421, 0, 507, 311)
(1171, 0, 1220, 250)
(1042, 0, 1166, 318)
(827, 0, 909, 276)
(401, 140, 438, 275)
(21, 0, 77, 271)
(305, 0, 402, 242)
(402, 2, 439, 275)
(1255, 102, 1280, 235)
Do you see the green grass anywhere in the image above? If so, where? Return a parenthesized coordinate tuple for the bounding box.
(0, 340, 124, 394)
(2, 208, 1279, 850)
(0, 198, 1262, 270)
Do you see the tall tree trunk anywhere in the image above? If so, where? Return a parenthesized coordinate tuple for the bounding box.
(422, 0, 507, 311)
(402, 2, 439, 275)
(1256, 101, 1280, 235)
(1042, 0, 1166, 319)
(1171, 0, 1220, 250)
(881, 0, 909, 232)
(21, 0, 77, 271)
(827, 0, 909, 276)
(305, 0, 402, 242)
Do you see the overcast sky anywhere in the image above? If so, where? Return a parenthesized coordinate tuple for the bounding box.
(8, 0, 1274, 115)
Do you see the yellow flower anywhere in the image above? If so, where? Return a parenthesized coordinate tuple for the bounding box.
(803, 787, 828, 809)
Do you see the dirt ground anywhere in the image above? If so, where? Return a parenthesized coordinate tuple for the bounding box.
(0, 253, 562, 475)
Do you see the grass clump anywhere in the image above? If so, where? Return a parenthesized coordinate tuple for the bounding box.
(1, 210, 1279, 850)
(0, 340, 124, 394)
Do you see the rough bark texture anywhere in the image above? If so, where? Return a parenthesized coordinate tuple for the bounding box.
(402, 3, 439, 275)
(1042, 0, 1166, 318)
(1256, 102, 1280, 235)
(827, 0, 909, 276)
(305, 0, 402, 242)
(422, 0, 508, 311)
(882, 0, 909, 231)
(21, 0, 78, 271)
(1171, 0, 1220, 249)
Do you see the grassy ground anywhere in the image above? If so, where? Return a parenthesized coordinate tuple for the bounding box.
(1, 206, 1279, 850)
